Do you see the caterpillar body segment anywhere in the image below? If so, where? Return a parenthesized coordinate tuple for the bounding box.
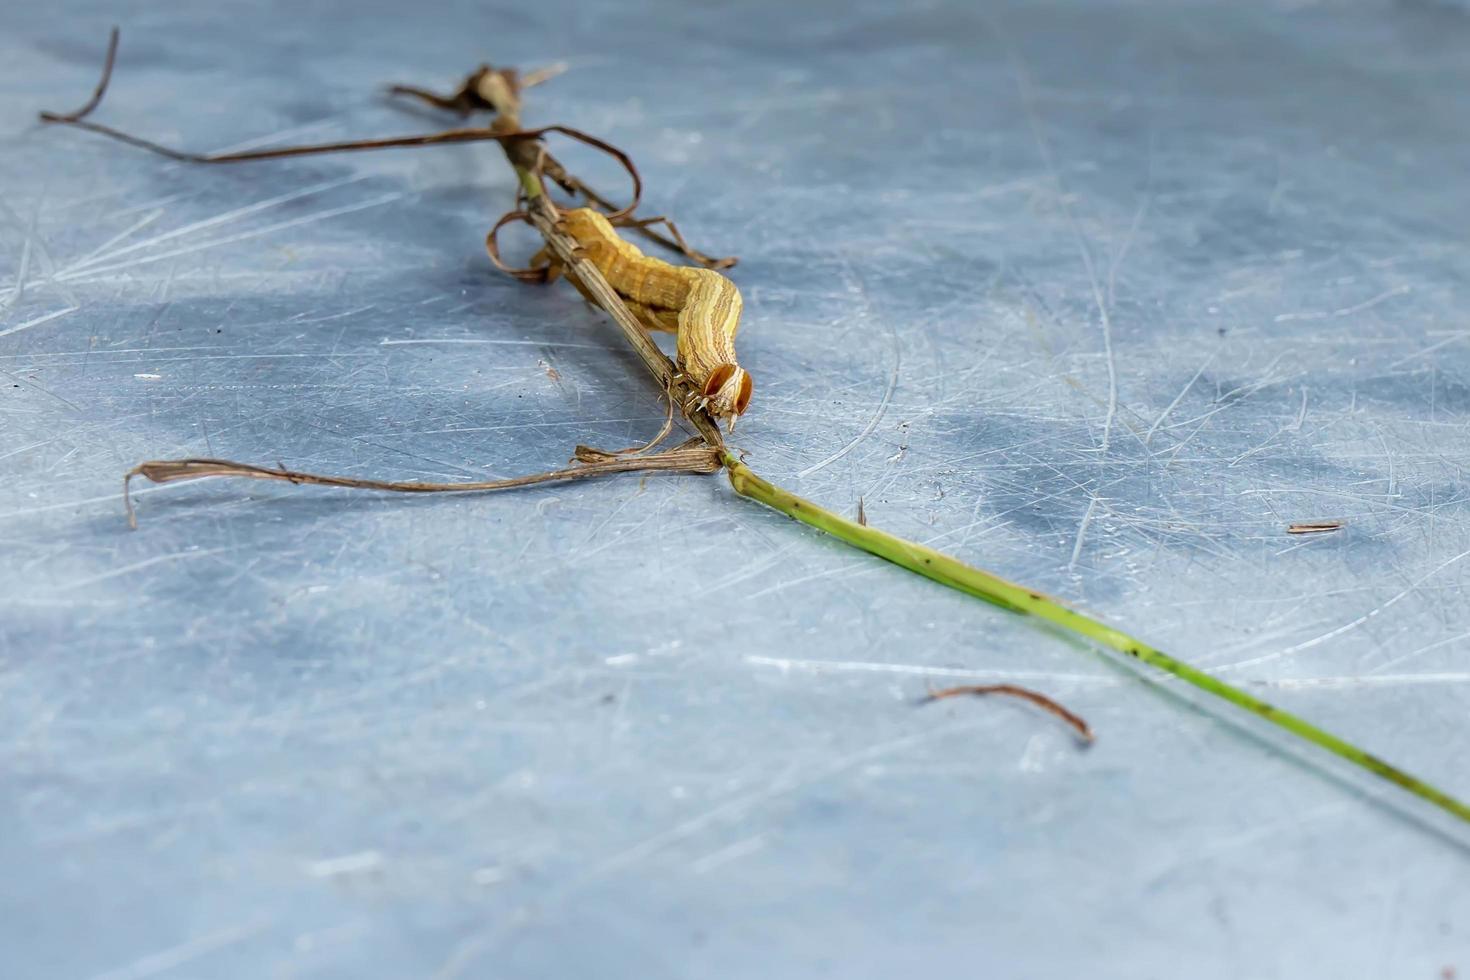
(553, 208, 752, 424)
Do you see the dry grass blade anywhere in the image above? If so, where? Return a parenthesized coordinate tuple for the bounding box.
(38, 33, 642, 217)
(123, 442, 720, 528)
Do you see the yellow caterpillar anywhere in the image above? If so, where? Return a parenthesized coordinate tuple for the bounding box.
(548, 208, 752, 425)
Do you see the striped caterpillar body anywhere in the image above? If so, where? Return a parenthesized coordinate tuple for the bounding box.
(554, 208, 753, 425)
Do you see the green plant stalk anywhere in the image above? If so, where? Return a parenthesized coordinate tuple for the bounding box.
(498, 80, 1468, 827)
(723, 452, 1470, 826)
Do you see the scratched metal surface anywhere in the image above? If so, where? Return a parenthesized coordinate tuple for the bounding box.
(3, 0, 1469, 976)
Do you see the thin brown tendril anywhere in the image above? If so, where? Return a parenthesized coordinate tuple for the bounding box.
(39, 26, 119, 123)
(612, 213, 737, 271)
(603, 384, 677, 457)
(539, 151, 736, 269)
(921, 684, 1094, 743)
(484, 209, 551, 282)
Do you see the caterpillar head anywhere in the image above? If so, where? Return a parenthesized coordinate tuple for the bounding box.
(702, 363, 753, 429)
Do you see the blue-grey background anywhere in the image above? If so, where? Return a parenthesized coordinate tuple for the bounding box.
(3, 1, 1469, 977)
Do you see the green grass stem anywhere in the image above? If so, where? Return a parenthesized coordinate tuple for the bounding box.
(723, 453, 1470, 826)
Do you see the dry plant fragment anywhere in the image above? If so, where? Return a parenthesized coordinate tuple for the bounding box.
(38, 28, 645, 219)
(921, 684, 1094, 744)
(537, 157, 737, 270)
(389, 68, 735, 269)
(122, 442, 720, 528)
(1287, 521, 1344, 535)
(42, 28, 734, 523)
